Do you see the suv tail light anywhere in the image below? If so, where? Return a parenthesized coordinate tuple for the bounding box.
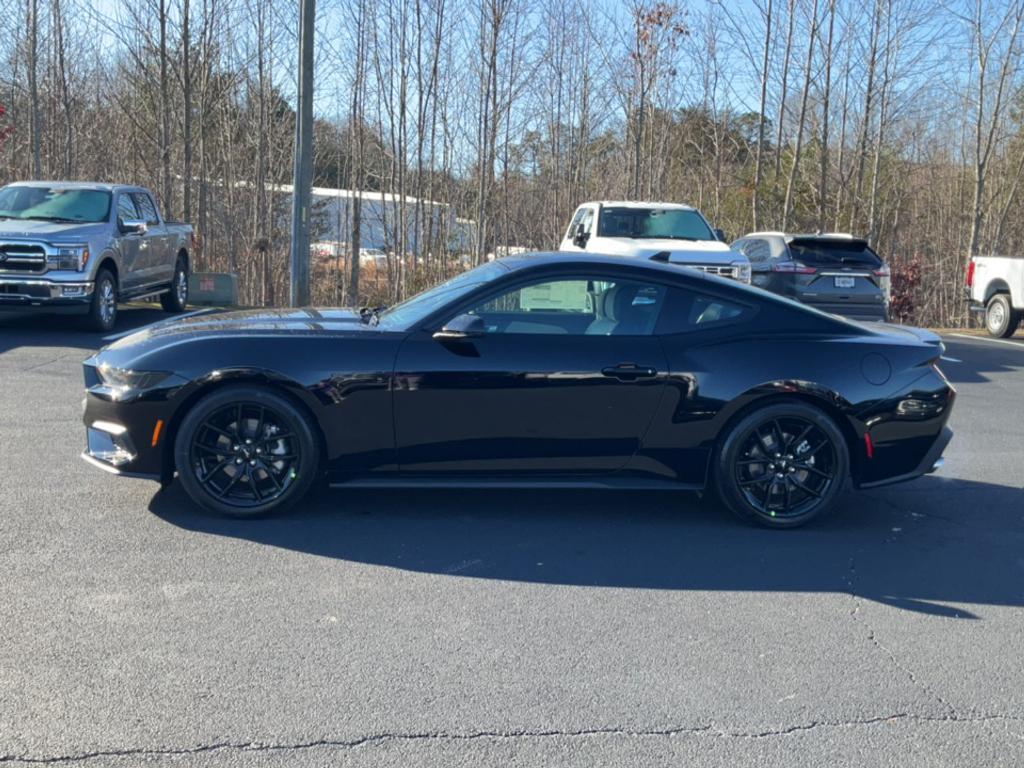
(966, 259, 976, 288)
(772, 261, 817, 274)
(873, 264, 892, 302)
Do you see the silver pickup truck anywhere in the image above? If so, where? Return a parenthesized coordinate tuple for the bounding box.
(0, 181, 193, 331)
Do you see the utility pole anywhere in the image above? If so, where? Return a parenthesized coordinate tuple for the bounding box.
(289, 0, 315, 307)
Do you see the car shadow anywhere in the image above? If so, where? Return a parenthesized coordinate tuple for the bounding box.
(0, 306, 181, 354)
(149, 474, 1024, 618)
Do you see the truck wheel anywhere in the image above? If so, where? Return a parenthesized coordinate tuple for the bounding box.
(985, 294, 1020, 338)
(161, 256, 189, 313)
(86, 269, 118, 332)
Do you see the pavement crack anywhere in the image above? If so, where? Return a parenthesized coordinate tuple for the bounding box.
(3, 715, 1022, 763)
(845, 553, 958, 716)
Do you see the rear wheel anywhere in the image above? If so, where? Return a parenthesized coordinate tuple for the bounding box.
(985, 294, 1020, 338)
(86, 268, 118, 332)
(714, 402, 849, 528)
(161, 256, 189, 313)
(174, 385, 319, 517)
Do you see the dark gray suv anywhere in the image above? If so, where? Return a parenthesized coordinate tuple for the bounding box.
(731, 232, 891, 321)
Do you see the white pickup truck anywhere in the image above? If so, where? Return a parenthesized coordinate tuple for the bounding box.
(966, 255, 1024, 337)
(558, 201, 751, 283)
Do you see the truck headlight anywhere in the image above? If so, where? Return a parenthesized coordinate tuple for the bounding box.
(47, 245, 90, 272)
(732, 260, 752, 284)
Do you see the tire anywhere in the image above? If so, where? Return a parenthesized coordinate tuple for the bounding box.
(985, 294, 1020, 338)
(86, 268, 118, 332)
(161, 256, 189, 313)
(714, 401, 849, 529)
(173, 385, 320, 518)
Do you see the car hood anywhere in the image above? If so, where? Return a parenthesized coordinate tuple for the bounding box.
(99, 307, 377, 359)
(0, 219, 107, 240)
(593, 238, 742, 263)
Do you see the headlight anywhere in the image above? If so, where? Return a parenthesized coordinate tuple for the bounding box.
(731, 260, 752, 284)
(96, 364, 172, 391)
(47, 245, 90, 272)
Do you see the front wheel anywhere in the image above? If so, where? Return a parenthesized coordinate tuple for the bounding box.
(714, 402, 849, 528)
(161, 256, 189, 313)
(986, 294, 1020, 338)
(173, 385, 320, 517)
(86, 268, 118, 332)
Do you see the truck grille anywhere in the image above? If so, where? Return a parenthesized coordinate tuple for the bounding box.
(692, 264, 740, 279)
(0, 243, 47, 274)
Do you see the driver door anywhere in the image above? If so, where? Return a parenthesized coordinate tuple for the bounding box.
(114, 193, 144, 292)
(393, 273, 669, 476)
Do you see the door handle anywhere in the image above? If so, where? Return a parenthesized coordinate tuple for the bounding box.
(601, 363, 658, 380)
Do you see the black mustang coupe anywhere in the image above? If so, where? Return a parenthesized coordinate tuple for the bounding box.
(82, 252, 954, 527)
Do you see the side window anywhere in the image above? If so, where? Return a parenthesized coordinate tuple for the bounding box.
(132, 193, 159, 225)
(565, 208, 586, 240)
(466, 276, 667, 336)
(580, 208, 595, 235)
(655, 287, 752, 334)
(117, 194, 140, 223)
(744, 239, 770, 263)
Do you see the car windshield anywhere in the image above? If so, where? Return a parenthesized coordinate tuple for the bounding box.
(788, 239, 882, 268)
(0, 186, 112, 223)
(376, 261, 509, 329)
(597, 207, 714, 240)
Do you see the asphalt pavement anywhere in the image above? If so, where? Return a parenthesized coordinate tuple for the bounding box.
(0, 309, 1022, 766)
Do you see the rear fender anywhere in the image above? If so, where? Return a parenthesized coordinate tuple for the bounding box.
(715, 381, 865, 479)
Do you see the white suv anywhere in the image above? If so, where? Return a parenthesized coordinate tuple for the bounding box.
(558, 201, 751, 283)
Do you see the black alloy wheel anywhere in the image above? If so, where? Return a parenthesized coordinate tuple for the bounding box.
(716, 402, 849, 528)
(174, 385, 319, 517)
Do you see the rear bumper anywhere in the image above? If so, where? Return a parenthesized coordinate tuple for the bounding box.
(859, 425, 953, 489)
(0, 277, 94, 309)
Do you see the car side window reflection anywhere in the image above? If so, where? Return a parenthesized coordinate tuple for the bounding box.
(466, 277, 667, 336)
(655, 287, 750, 334)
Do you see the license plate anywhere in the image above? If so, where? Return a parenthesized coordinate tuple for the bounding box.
(834, 276, 856, 288)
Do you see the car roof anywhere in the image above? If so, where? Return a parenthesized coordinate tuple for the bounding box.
(498, 250, 708, 278)
(742, 231, 862, 243)
(578, 200, 698, 211)
(4, 181, 145, 194)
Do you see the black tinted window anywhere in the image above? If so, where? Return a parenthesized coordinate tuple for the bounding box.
(788, 239, 881, 268)
(656, 287, 751, 334)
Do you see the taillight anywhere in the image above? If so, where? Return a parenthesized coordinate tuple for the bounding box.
(772, 261, 817, 274)
(874, 264, 892, 302)
(966, 259, 976, 287)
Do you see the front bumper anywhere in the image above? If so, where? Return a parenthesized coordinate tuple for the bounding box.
(0, 277, 94, 308)
(80, 362, 190, 482)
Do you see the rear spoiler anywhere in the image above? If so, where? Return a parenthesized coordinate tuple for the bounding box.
(788, 236, 870, 250)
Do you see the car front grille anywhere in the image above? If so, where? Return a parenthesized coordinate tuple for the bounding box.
(0, 243, 47, 274)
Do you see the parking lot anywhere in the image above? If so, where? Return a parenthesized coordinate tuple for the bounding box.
(0, 309, 1022, 766)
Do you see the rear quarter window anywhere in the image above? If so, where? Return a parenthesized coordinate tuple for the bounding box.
(655, 287, 754, 335)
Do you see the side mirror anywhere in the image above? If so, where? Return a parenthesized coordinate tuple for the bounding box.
(433, 313, 485, 341)
(121, 218, 148, 236)
(572, 223, 590, 248)
(713, 227, 726, 242)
